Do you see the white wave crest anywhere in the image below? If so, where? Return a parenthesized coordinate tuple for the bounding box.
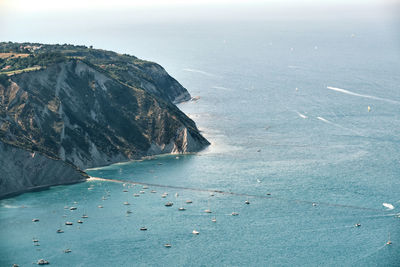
(327, 86, 400, 104)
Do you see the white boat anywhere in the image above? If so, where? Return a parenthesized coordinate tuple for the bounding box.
(192, 230, 199, 235)
(65, 221, 73, 225)
(178, 207, 186, 211)
(82, 214, 88, 218)
(56, 229, 64, 233)
(143, 186, 149, 189)
(204, 209, 212, 213)
(245, 200, 250, 205)
(150, 190, 157, 193)
(354, 223, 361, 227)
(32, 218, 39, 222)
(98, 205, 103, 208)
(140, 227, 147, 231)
(37, 259, 50, 265)
(231, 212, 239, 216)
(77, 220, 83, 224)
(165, 202, 173, 207)
(211, 218, 217, 222)
(164, 243, 172, 248)
(123, 202, 130, 205)
(186, 200, 193, 204)
(69, 207, 77, 210)
(387, 233, 392, 245)
(64, 249, 72, 253)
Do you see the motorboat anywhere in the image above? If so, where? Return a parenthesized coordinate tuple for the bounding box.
(56, 229, 64, 233)
(178, 207, 186, 211)
(77, 220, 83, 224)
(211, 218, 217, 222)
(164, 243, 172, 248)
(82, 215, 88, 218)
(186, 200, 193, 204)
(204, 209, 212, 213)
(165, 202, 174, 207)
(65, 221, 73, 225)
(32, 218, 39, 222)
(37, 259, 49, 265)
(354, 223, 361, 227)
(231, 212, 239, 216)
(192, 230, 199, 235)
(69, 207, 77, 210)
(140, 227, 147, 231)
(64, 249, 72, 253)
(123, 202, 130, 205)
(245, 200, 250, 205)
(98, 205, 103, 208)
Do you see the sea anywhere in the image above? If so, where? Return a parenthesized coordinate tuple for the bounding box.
(1, 13, 400, 266)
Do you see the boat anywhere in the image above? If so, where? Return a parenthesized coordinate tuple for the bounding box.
(140, 191, 145, 194)
(140, 227, 147, 231)
(69, 207, 77, 210)
(64, 249, 72, 253)
(204, 209, 212, 213)
(143, 186, 149, 189)
(368, 106, 371, 112)
(175, 192, 179, 197)
(312, 203, 317, 206)
(192, 230, 199, 235)
(354, 223, 361, 227)
(82, 215, 88, 218)
(164, 243, 172, 248)
(266, 193, 271, 196)
(65, 221, 73, 225)
(123, 202, 130, 205)
(161, 194, 167, 198)
(178, 207, 186, 211)
(165, 202, 174, 207)
(150, 190, 157, 193)
(245, 200, 250, 205)
(210, 193, 215, 197)
(231, 212, 239, 216)
(133, 194, 140, 197)
(123, 189, 128, 192)
(56, 229, 64, 233)
(77, 220, 83, 224)
(211, 218, 217, 222)
(98, 205, 103, 208)
(32, 218, 39, 222)
(37, 259, 50, 265)
(34, 242, 40, 246)
(126, 210, 132, 214)
(186, 200, 193, 204)
(387, 233, 392, 245)
(33, 239, 39, 243)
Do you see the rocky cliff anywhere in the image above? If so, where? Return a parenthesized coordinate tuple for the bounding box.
(0, 42, 209, 198)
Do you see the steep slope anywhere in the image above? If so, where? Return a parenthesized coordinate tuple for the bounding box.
(0, 60, 209, 170)
(0, 43, 209, 198)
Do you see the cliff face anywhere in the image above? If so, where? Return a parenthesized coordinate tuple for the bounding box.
(0, 141, 87, 198)
(0, 43, 209, 198)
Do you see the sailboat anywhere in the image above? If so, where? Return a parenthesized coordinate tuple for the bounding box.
(368, 106, 371, 112)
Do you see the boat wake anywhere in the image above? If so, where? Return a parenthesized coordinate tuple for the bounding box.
(183, 68, 215, 77)
(382, 203, 394, 210)
(296, 111, 308, 119)
(327, 86, 400, 104)
(316, 116, 362, 136)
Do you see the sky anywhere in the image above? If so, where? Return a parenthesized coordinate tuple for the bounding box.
(0, 0, 398, 47)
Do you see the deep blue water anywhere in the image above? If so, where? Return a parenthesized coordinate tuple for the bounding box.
(1, 18, 400, 266)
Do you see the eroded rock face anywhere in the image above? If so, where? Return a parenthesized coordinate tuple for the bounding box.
(0, 52, 209, 197)
(0, 141, 87, 198)
(0, 60, 209, 170)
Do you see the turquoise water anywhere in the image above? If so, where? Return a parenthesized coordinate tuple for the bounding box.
(1, 19, 400, 266)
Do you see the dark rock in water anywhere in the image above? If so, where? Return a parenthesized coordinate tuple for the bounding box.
(0, 42, 209, 198)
